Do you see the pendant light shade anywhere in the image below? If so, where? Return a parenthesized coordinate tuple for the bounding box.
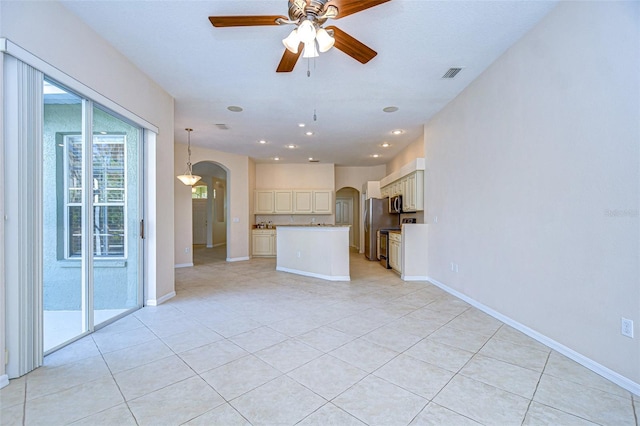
(177, 128, 202, 186)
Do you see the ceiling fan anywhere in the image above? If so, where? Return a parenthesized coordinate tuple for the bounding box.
(208, 0, 391, 72)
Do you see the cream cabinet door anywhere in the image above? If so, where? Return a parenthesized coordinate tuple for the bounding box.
(313, 190, 333, 214)
(274, 190, 293, 213)
(255, 190, 274, 214)
(389, 233, 402, 272)
(293, 190, 313, 214)
(252, 230, 276, 256)
(404, 174, 415, 212)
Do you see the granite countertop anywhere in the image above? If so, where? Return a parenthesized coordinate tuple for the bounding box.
(276, 224, 349, 228)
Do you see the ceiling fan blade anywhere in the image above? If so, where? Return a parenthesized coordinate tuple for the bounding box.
(208, 15, 286, 27)
(326, 26, 377, 64)
(276, 43, 304, 72)
(327, 0, 391, 19)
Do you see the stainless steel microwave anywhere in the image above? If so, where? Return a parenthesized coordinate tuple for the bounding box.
(389, 195, 403, 214)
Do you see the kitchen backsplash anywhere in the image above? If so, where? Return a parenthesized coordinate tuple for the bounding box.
(255, 214, 335, 226)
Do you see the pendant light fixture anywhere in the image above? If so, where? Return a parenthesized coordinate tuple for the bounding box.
(176, 128, 201, 186)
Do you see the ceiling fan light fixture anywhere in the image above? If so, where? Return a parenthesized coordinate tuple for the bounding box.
(302, 41, 319, 58)
(297, 19, 316, 43)
(282, 29, 300, 53)
(315, 28, 335, 53)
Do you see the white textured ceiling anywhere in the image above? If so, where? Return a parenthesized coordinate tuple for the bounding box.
(60, 0, 557, 166)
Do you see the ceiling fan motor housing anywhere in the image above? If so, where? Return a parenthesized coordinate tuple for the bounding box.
(288, 0, 332, 24)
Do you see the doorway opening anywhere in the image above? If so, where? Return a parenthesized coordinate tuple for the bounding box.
(336, 187, 360, 250)
(191, 162, 228, 265)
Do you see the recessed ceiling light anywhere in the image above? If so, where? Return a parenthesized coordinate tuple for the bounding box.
(298, 123, 306, 128)
(286, 144, 297, 149)
(258, 140, 267, 144)
(391, 129, 404, 135)
(371, 154, 381, 158)
(381, 142, 391, 148)
(227, 106, 243, 112)
(274, 157, 280, 161)
(308, 157, 314, 161)
(383, 106, 399, 113)
(305, 131, 314, 136)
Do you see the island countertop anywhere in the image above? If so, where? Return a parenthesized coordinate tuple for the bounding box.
(276, 226, 350, 281)
(275, 224, 349, 228)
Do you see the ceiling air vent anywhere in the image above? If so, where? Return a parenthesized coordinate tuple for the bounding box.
(442, 67, 463, 79)
(309, 159, 319, 163)
(215, 123, 229, 130)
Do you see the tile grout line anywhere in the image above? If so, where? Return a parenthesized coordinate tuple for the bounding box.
(521, 349, 551, 425)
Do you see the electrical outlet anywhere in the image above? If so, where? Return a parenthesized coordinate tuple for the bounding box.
(621, 318, 634, 338)
(184, 247, 190, 253)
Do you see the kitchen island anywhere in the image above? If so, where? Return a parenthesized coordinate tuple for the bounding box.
(276, 225, 350, 281)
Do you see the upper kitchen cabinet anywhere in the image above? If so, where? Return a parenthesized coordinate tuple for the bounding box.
(255, 190, 275, 214)
(312, 190, 333, 214)
(402, 171, 424, 212)
(274, 190, 294, 213)
(255, 189, 333, 214)
(380, 159, 425, 212)
(293, 190, 313, 214)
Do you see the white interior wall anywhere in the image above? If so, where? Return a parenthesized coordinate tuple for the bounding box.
(425, 1, 639, 388)
(386, 135, 425, 175)
(174, 144, 251, 265)
(255, 163, 335, 189)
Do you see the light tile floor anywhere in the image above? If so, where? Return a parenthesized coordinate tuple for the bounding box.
(1, 247, 638, 425)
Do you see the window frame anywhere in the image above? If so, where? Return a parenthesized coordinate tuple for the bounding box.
(63, 133, 128, 260)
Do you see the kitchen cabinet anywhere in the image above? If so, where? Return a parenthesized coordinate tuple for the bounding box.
(255, 190, 275, 214)
(312, 190, 333, 214)
(293, 190, 313, 214)
(389, 231, 402, 273)
(254, 189, 333, 214)
(274, 190, 293, 213)
(380, 170, 424, 212)
(252, 229, 276, 257)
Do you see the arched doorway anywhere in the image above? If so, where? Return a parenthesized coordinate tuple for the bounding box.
(336, 187, 360, 250)
(191, 161, 228, 264)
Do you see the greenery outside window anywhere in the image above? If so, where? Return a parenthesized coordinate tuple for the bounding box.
(65, 134, 126, 258)
(192, 184, 207, 199)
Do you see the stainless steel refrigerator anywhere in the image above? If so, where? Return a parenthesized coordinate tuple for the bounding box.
(363, 197, 397, 260)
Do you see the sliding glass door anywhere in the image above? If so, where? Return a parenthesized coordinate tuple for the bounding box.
(43, 79, 143, 353)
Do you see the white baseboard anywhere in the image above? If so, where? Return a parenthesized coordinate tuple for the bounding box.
(146, 291, 176, 306)
(402, 275, 429, 281)
(226, 256, 249, 262)
(427, 276, 640, 397)
(0, 374, 9, 389)
(174, 263, 193, 268)
(276, 266, 350, 282)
